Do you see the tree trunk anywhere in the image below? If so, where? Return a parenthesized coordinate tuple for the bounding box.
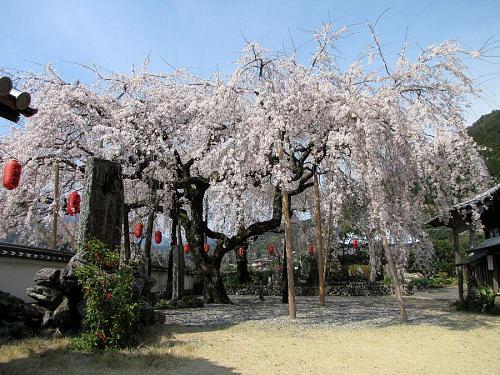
(380, 231, 408, 321)
(203, 259, 231, 304)
(313, 166, 325, 306)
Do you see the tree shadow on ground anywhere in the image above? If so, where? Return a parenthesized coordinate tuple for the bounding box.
(159, 294, 499, 334)
(0, 332, 239, 375)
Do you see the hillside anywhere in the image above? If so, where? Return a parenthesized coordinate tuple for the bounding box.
(468, 110, 500, 182)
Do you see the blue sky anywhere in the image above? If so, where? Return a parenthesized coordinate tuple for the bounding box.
(1, 0, 499, 132)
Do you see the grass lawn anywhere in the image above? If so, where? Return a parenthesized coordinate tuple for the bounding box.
(1, 294, 499, 374)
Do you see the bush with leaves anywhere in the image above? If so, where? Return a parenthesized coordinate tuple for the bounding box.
(71, 240, 138, 351)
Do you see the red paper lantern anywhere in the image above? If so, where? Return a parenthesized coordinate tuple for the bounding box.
(134, 223, 143, 238)
(183, 243, 190, 254)
(267, 243, 275, 256)
(2, 159, 22, 190)
(308, 244, 315, 256)
(353, 239, 359, 251)
(204, 243, 210, 253)
(154, 230, 162, 244)
(238, 246, 245, 257)
(66, 191, 81, 216)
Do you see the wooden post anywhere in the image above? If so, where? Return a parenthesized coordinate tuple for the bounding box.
(277, 129, 296, 319)
(281, 241, 288, 303)
(380, 231, 407, 321)
(282, 191, 296, 319)
(469, 228, 476, 249)
(325, 200, 333, 278)
(453, 227, 464, 303)
(172, 193, 184, 300)
(123, 205, 131, 261)
(51, 161, 60, 249)
(313, 166, 325, 306)
(143, 188, 157, 277)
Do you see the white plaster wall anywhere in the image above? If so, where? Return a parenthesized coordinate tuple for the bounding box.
(0, 257, 188, 301)
(150, 270, 192, 293)
(0, 257, 64, 302)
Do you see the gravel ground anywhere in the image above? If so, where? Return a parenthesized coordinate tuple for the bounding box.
(161, 288, 487, 329)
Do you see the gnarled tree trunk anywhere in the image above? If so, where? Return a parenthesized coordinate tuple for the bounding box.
(202, 256, 231, 304)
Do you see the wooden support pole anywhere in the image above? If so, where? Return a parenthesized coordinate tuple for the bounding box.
(172, 193, 184, 300)
(277, 129, 296, 319)
(313, 166, 325, 306)
(380, 231, 407, 321)
(453, 227, 464, 304)
(123, 206, 131, 261)
(144, 206, 155, 277)
(282, 190, 296, 319)
(325, 199, 333, 279)
(51, 161, 60, 250)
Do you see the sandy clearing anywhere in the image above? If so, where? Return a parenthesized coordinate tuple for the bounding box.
(167, 321, 500, 375)
(1, 291, 499, 375)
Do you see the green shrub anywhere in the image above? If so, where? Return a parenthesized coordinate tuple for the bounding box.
(408, 275, 456, 291)
(154, 299, 172, 310)
(455, 286, 499, 315)
(70, 240, 138, 352)
(475, 286, 497, 313)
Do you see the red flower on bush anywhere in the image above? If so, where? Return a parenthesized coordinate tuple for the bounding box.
(105, 291, 113, 300)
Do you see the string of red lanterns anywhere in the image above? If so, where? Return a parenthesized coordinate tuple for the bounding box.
(308, 244, 315, 256)
(66, 191, 81, 215)
(154, 230, 162, 244)
(183, 243, 190, 254)
(353, 238, 359, 251)
(134, 223, 143, 238)
(204, 243, 210, 253)
(2, 159, 22, 190)
(267, 243, 275, 256)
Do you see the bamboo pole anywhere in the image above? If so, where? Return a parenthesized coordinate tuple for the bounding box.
(313, 166, 325, 306)
(51, 161, 60, 250)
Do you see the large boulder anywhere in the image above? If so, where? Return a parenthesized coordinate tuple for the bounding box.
(60, 252, 86, 295)
(132, 277, 145, 300)
(0, 290, 43, 338)
(52, 297, 74, 330)
(26, 286, 63, 310)
(142, 275, 157, 295)
(138, 302, 155, 326)
(34, 268, 61, 289)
